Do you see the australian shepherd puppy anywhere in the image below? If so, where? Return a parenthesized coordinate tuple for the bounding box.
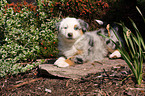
(54, 17, 122, 67)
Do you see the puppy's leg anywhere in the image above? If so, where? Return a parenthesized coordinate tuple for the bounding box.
(55, 49, 83, 67)
(109, 50, 121, 58)
(71, 50, 84, 64)
(65, 50, 84, 65)
(54, 57, 75, 67)
(63, 50, 83, 66)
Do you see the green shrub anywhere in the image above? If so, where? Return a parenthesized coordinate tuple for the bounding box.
(0, 0, 59, 77)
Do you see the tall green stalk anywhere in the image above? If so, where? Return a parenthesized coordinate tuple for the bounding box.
(99, 6, 145, 85)
(121, 22, 144, 85)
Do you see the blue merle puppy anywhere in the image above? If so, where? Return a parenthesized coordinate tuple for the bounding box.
(54, 17, 122, 67)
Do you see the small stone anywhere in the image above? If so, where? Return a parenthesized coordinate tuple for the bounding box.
(45, 88, 52, 93)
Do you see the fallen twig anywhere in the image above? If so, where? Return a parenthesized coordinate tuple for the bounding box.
(117, 74, 133, 85)
(7, 77, 43, 91)
(66, 80, 70, 87)
(93, 61, 103, 65)
(129, 88, 145, 91)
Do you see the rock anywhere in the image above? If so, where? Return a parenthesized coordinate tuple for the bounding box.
(39, 58, 127, 79)
(45, 88, 52, 93)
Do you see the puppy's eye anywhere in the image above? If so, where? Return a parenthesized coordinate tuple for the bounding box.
(64, 27, 67, 29)
(74, 27, 79, 30)
(74, 26, 79, 30)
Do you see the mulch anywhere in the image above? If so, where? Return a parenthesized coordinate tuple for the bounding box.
(0, 60, 145, 96)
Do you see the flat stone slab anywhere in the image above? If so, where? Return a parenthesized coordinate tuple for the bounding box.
(39, 58, 127, 79)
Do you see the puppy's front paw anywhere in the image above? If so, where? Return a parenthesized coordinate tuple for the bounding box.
(109, 50, 121, 59)
(54, 57, 69, 67)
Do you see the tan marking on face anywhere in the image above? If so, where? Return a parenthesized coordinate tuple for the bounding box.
(74, 25, 78, 28)
(80, 30, 84, 35)
(74, 25, 79, 30)
(74, 24, 83, 35)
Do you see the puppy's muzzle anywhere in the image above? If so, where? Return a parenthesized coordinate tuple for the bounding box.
(68, 33, 73, 37)
(67, 33, 73, 39)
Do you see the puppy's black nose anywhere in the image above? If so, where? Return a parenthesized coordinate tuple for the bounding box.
(68, 33, 73, 37)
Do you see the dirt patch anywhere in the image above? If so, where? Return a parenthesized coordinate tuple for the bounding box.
(0, 59, 145, 96)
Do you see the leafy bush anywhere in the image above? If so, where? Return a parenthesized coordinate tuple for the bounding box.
(0, 0, 59, 77)
(52, 0, 109, 18)
(51, 0, 118, 30)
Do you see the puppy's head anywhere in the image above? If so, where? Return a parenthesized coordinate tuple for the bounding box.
(57, 17, 89, 40)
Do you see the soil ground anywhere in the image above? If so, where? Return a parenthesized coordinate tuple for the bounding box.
(1, 59, 145, 96)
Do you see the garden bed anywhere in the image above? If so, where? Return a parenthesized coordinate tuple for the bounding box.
(1, 59, 145, 96)
(0, 0, 145, 95)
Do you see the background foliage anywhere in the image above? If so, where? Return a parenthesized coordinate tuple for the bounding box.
(51, 0, 116, 30)
(0, 0, 58, 77)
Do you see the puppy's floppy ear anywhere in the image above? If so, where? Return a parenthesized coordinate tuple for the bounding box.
(78, 19, 89, 32)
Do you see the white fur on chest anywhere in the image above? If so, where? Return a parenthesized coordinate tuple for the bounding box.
(58, 35, 78, 58)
